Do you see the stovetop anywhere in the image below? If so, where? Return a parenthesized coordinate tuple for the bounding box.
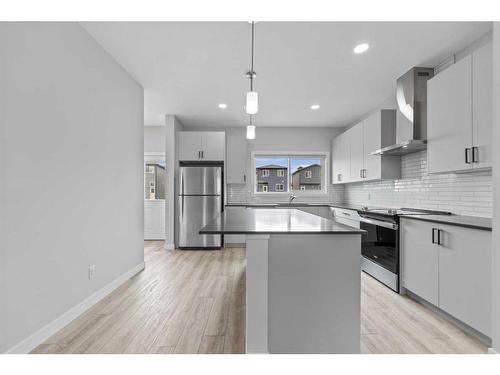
(359, 207, 452, 217)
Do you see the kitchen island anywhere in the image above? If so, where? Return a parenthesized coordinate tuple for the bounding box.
(200, 207, 365, 354)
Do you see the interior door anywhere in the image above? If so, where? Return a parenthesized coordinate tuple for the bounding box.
(472, 42, 492, 169)
(427, 55, 472, 173)
(363, 113, 382, 181)
(349, 124, 364, 182)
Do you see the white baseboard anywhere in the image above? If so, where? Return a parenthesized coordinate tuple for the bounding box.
(5, 261, 145, 354)
(164, 243, 175, 250)
(488, 347, 498, 354)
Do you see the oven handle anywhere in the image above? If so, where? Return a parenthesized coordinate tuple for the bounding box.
(359, 217, 398, 230)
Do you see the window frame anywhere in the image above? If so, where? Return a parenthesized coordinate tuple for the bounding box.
(252, 151, 329, 196)
(305, 170, 312, 179)
(277, 169, 285, 177)
(261, 169, 269, 177)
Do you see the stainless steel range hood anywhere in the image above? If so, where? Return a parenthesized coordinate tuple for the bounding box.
(372, 67, 434, 156)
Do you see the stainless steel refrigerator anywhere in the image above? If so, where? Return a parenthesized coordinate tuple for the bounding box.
(177, 165, 222, 249)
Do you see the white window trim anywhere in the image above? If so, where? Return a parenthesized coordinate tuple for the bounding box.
(262, 185, 268, 192)
(261, 169, 270, 177)
(305, 170, 312, 178)
(277, 169, 285, 177)
(275, 183, 285, 191)
(252, 151, 329, 196)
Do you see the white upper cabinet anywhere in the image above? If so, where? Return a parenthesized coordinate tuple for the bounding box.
(201, 132, 225, 161)
(427, 55, 472, 173)
(349, 123, 365, 181)
(226, 130, 248, 184)
(427, 42, 492, 174)
(331, 132, 350, 183)
(178, 131, 202, 161)
(178, 131, 225, 161)
(331, 109, 400, 184)
(472, 43, 492, 169)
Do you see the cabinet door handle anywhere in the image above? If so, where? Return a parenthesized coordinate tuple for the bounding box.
(437, 229, 443, 246)
(465, 148, 472, 164)
(472, 147, 479, 163)
(432, 228, 437, 244)
(360, 169, 363, 178)
(243, 174, 246, 182)
(198, 151, 201, 159)
(363, 169, 367, 178)
(201, 151, 204, 159)
(337, 173, 342, 182)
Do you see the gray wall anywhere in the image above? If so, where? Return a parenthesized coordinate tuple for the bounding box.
(165, 115, 184, 248)
(144, 126, 167, 152)
(0, 23, 144, 352)
(492, 22, 500, 353)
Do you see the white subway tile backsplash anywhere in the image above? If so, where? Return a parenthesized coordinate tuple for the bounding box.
(227, 181, 345, 205)
(344, 150, 492, 217)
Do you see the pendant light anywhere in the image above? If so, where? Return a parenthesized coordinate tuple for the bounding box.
(246, 115, 256, 140)
(246, 21, 258, 115)
(246, 21, 258, 139)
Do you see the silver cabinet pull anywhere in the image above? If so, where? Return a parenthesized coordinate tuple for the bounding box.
(472, 147, 479, 163)
(360, 169, 363, 178)
(243, 174, 246, 182)
(432, 228, 438, 244)
(465, 148, 472, 164)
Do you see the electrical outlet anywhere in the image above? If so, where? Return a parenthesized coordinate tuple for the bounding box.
(88, 265, 96, 280)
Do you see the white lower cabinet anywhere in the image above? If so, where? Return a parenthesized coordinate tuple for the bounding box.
(401, 219, 439, 305)
(401, 218, 491, 336)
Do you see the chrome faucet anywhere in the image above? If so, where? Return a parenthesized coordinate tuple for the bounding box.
(289, 194, 296, 204)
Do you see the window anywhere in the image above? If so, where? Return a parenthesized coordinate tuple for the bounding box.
(253, 154, 327, 194)
(145, 162, 166, 200)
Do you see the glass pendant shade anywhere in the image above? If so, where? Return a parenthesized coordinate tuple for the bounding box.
(246, 125, 256, 140)
(246, 91, 259, 115)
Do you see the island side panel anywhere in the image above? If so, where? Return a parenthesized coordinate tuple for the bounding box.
(245, 234, 270, 353)
(268, 234, 361, 354)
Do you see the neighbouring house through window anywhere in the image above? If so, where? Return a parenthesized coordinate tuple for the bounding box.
(253, 154, 327, 194)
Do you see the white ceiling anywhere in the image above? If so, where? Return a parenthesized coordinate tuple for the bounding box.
(81, 22, 491, 128)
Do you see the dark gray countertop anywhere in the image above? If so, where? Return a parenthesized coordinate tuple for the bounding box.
(225, 202, 367, 210)
(200, 208, 366, 235)
(400, 214, 492, 231)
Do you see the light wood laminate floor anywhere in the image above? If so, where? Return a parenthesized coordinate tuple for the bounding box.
(32, 241, 487, 354)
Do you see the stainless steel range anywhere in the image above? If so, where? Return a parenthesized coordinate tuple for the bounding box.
(357, 207, 451, 292)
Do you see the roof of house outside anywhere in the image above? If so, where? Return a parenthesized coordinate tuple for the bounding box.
(292, 164, 320, 175)
(256, 164, 288, 169)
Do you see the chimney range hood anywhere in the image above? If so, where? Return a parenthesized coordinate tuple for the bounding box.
(371, 67, 434, 156)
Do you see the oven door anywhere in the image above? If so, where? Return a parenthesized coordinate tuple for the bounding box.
(359, 217, 398, 274)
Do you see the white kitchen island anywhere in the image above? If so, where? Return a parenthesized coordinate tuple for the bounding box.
(200, 208, 365, 354)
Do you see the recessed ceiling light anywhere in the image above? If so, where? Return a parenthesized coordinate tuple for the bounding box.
(218, 103, 228, 109)
(310, 104, 320, 110)
(353, 43, 369, 54)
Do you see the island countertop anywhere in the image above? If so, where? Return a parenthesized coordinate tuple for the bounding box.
(199, 207, 366, 235)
